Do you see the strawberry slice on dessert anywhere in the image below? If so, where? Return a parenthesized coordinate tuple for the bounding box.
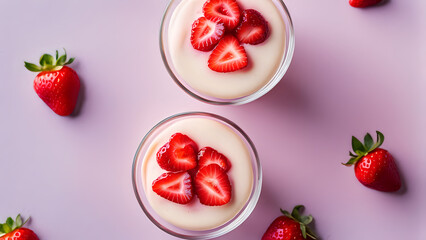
(195, 164, 232, 206)
(208, 35, 248, 72)
(234, 9, 269, 45)
(152, 172, 194, 204)
(198, 147, 231, 172)
(203, 0, 242, 30)
(191, 17, 225, 51)
(157, 133, 198, 172)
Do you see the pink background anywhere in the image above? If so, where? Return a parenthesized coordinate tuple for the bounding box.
(1, 0, 425, 239)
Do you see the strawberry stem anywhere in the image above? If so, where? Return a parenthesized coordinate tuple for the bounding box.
(343, 131, 385, 166)
(25, 48, 75, 72)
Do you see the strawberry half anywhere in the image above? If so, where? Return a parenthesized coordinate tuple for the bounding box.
(191, 17, 225, 51)
(203, 0, 241, 30)
(194, 164, 232, 206)
(152, 172, 194, 204)
(157, 133, 198, 172)
(208, 35, 248, 72)
(198, 147, 231, 172)
(234, 9, 269, 45)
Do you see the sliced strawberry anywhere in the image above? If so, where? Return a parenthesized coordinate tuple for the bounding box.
(191, 17, 225, 51)
(208, 35, 248, 72)
(157, 133, 198, 172)
(198, 147, 231, 172)
(203, 0, 241, 30)
(152, 172, 194, 204)
(195, 164, 232, 206)
(234, 9, 269, 45)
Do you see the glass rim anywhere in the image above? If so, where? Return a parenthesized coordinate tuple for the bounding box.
(132, 112, 262, 239)
(159, 0, 295, 105)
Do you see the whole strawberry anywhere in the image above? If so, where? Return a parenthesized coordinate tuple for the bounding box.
(343, 131, 401, 192)
(25, 49, 80, 116)
(262, 205, 317, 240)
(0, 215, 39, 240)
(349, 0, 382, 8)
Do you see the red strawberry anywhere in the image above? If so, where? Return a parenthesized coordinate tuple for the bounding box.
(343, 131, 401, 192)
(152, 171, 194, 204)
(24, 49, 80, 116)
(198, 147, 231, 172)
(157, 133, 198, 172)
(234, 9, 269, 45)
(194, 164, 232, 206)
(203, 0, 241, 30)
(262, 206, 317, 240)
(0, 215, 39, 240)
(349, 0, 382, 8)
(191, 17, 225, 51)
(208, 35, 248, 72)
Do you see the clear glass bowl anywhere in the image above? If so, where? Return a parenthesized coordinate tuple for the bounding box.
(132, 112, 262, 239)
(160, 0, 295, 105)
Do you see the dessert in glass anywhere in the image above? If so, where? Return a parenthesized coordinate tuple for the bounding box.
(132, 112, 262, 239)
(160, 0, 295, 104)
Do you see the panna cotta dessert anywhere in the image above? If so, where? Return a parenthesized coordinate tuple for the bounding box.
(161, 0, 294, 103)
(132, 112, 261, 238)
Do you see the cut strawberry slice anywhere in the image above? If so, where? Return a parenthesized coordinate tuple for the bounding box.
(208, 35, 248, 72)
(203, 0, 241, 30)
(198, 147, 231, 172)
(191, 17, 225, 51)
(157, 133, 198, 172)
(152, 172, 194, 204)
(195, 164, 232, 206)
(234, 9, 269, 45)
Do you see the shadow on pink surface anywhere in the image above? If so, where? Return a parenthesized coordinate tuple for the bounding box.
(70, 62, 85, 117)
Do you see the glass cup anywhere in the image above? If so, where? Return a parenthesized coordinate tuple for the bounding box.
(160, 0, 295, 105)
(132, 112, 262, 239)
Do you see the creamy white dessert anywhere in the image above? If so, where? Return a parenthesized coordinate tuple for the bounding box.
(141, 117, 254, 231)
(168, 0, 286, 99)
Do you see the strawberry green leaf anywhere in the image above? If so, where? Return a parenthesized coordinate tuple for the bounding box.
(354, 150, 365, 156)
(24, 62, 42, 72)
(56, 54, 67, 66)
(352, 136, 365, 153)
(55, 50, 59, 60)
(65, 57, 75, 65)
(300, 215, 313, 225)
(39, 54, 54, 66)
(349, 151, 357, 157)
(364, 133, 373, 151)
(15, 215, 22, 227)
(300, 224, 307, 239)
(2, 223, 11, 233)
(280, 208, 291, 217)
(343, 156, 361, 166)
(6, 218, 13, 229)
(63, 48, 67, 59)
(291, 205, 303, 221)
(368, 131, 385, 152)
(0, 224, 5, 233)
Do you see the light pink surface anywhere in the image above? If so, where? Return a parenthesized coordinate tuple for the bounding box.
(0, 0, 425, 239)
